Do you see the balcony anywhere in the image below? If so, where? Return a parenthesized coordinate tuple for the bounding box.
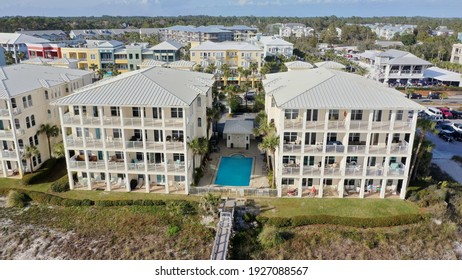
(366, 166, 384, 176)
(369, 145, 388, 154)
(0, 130, 14, 139)
(305, 121, 325, 130)
(144, 118, 163, 127)
(1, 150, 17, 159)
(303, 166, 321, 176)
(323, 167, 341, 176)
(0, 109, 10, 118)
(304, 144, 324, 153)
(345, 165, 364, 176)
(123, 117, 142, 127)
(325, 144, 345, 153)
(387, 163, 406, 176)
(390, 141, 409, 154)
(371, 122, 391, 131)
(393, 121, 412, 131)
(284, 118, 303, 129)
(349, 121, 369, 130)
(126, 140, 144, 149)
(145, 141, 164, 150)
(347, 145, 367, 154)
(166, 162, 186, 173)
(82, 116, 101, 126)
(282, 164, 300, 175)
(327, 120, 347, 130)
(102, 116, 122, 126)
(164, 118, 184, 128)
(63, 114, 81, 125)
(147, 163, 165, 172)
(282, 144, 302, 153)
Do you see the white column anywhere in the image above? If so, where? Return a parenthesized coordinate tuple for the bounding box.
(318, 178, 324, 198)
(338, 179, 344, 198)
(297, 178, 302, 198)
(359, 178, 366, 198)
(1, 161, 8, 178)
(380, 179, 386, 198)
(145, 174, 150, 193)
(68, 170, 75, 190)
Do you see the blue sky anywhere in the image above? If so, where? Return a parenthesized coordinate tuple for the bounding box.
(0, 0, 461, 18)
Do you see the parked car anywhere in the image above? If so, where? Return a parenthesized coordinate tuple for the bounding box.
(428, 92, 442, 99)
(438, 131, 454, 142)
(406, 93, 422, 99)
(452, 131, 462, 141)
(439, 124, 456, 134)
(451, 123, 462, 133)
(437, 107, 453, 119)
(244, 90, 256, 101)
(450, 110, 462, 119)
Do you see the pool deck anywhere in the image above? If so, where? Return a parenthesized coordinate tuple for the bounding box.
(197, 139, 270, 189)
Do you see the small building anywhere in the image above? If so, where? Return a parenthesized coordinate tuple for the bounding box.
(150, 40, 182, 62)
(424, 67, 462, 87)
(0, 48, 6, 66)
(224, 120, 253, 149)
(285, 61, 314, 71)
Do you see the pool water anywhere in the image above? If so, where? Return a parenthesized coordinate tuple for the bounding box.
(214, 155, 253, 187)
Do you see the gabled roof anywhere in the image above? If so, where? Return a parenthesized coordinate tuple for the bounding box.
(388, 53, 432, 65)
(190, 41, 262, 51)
(258, 36, 293, 46)
(98, 40, 124, 48)
(21, 57, 52, 65)
(314, 61, 346, 69)
(166, 60, 196, 69)
(138, 60, 167, 68)
(223, 120, 254, 135)
(49, 58, 78, 65)
(285, 61, 314, 70)
(263, 68, 424, 110)
(52, 67, 214, 107)
(424, 66, 462, 83)
(0, 64, 92, 99)
(151, 40, 182, 51)
(0, 33, 49, 44)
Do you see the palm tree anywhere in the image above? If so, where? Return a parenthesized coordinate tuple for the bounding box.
(205, 63, 217, 74)
(53, 142, 65, 158)
(206, 107, 220, 140)
(188, 137, 209, 173)
(408, 119, 435, 185)
(221, 64, 230, 86)
(89, 63, 98, 71)
(38, 123, 60, 159)
(16, 52, 26, 62)
(96, 68, 106, 80)
(258, 132, 279, 187)
(194, 64, 204, 72)
(23, 145, 40, 174)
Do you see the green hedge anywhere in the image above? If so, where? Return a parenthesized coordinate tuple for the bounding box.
(256, 214, 427, 228)
(22, 158, 62, 185)
(50, 174, 70, 193)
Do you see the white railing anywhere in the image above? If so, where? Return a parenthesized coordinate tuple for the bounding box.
(63, 114, 81, 125)
(369, 145, 388, 154)
(147, 163, 165, 172)
(102, 116, 121, 126)
(387, 166, 406, 176)
(126, 141, 144, 149)
(105, 138, 123, 149)
(107, 162, 126, 171)
(88, 161, 106, 169)
(1, 150, 17, 158)
(371, 121, 391, 131)
(349, 121, 369, 130)
(144, 119, 163, 126)
(0, 130, 14, 138)
(325, 145, 345, 153)
(323, 168, 341, 176)
(164, 119, 184, 128)
(347, 145, 366, 153)
(327, 120, 347, 130)
(166, 141, 185, 151)
(145, 141, 164, 150)
(85, 138, 104, 149)
(123, 117, 142, 127)
(284, 119, 303, 129)
(82, 116, 101, 126)
(0, 109, 10, 117)
(127, 162, 146, 171)
(303, 167, 321, 176)
(283, 144, 302, 153)
(282, 166, 300, 175)
(345, 167, 364, 176)
(66, 137, 84, 147)
(393, 121, 412, 131)
(306, 121, 325, 129)
(69, 161, 86, 169)
(167, 163, 186, 173)
(390, 142, 409, 154)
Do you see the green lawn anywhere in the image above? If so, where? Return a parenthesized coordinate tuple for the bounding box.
(257, 198, 422, 219)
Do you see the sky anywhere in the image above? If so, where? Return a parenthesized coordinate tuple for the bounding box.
(0, 0, 461, 18)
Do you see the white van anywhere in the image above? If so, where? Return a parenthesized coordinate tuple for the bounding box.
(425, 107, 443, 120)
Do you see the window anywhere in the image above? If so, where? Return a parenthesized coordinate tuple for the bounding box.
(172, 130, 184, 140)
(197, 97, 201, 107)
(326, 132, 337, 142)
(14, 119, 20, 129)
(129, 54, 133, 59)
(392, 133, 400, 143)
(328, 109, 339, 120)
(34, 134, 39, 145)
(73, 106, 80, 115)
(47, 110, 52, 119)
(90, 54, 96, 60)
(283, 132, 297, 143)
(111, 107, 120, 117)
(31, 115, 36, 126)
(37, 154, 42, 164)
(282, 178, 294, 185)
(45, 90, 49, 100)
(282, 156, 296, 164)
(135, 54, 139, 59)
(302, 178, 313, 187)
(396, 110, 404, 121)
(198, 117, 202, 127)
(132, 107, 141, 117)
(351, 110, 363, 121)
(76, 127, 82, 137)
(285, 109, 299, 120)
(113, 129, 121, 139)
(11, 98, 16, 108)
(324, 156, 335, 165)
(29, 137, 34, 146)
(348, 133, 360, 143)
(306, 109, 318, 121)
(303, 156, 315, 166)
(373, 110, 382, 122)
(27, 95, 32, 107)
(134, 129, 142, 139)
(32, 156, 37, 166)
(26, 116, 31, 128)
(171, 108, 183, 118)
(152, 107, 162, 119)
(173, 153, 185, 162)
(304, 132, 317, 145)
(325, 179, 333, 186)
(271, 97, 276, 107)
(23, 97, 28, 108)
(115, 151, 123, 160)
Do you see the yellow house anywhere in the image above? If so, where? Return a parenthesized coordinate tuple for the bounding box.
(61, 47, 100, 70)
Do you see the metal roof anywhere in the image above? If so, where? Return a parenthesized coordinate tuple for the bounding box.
(190, 41, 262, 51)
(285, 61, 314, 70)
(139, 60, 167, 68)
(0, 64, 93, 99)
(52, 67, 214, 107)
(263, 68, 424, 110)
(166, 60, 196, 69)
(314, 61, 346, 69)
(151, 40, 182, 51)
(424, 66, 462, 83)
(223, 120, 254, 135)
(0, 33, 49, 44)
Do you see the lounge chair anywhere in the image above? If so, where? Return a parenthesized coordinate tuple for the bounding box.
(136, 178, 144, 189)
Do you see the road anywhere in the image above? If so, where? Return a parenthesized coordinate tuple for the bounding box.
(426, 131, 462, 184)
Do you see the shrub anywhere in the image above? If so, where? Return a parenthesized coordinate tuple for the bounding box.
(166, 225, 181, 237)
(50, 175, 70, 193)
(258, 226, 284, 248)
(6, 190, 27, 208)
(167, 200, 197, 215)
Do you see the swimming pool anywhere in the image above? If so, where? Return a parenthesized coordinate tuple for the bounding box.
(214, 154, 253, 187)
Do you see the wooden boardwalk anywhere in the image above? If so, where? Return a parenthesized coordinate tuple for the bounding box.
(210, 199, 235, 260)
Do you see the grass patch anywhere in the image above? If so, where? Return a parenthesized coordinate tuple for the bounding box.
(257, 198, 421, 219)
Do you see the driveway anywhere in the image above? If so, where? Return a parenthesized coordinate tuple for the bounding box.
(426, 132, 462, 184)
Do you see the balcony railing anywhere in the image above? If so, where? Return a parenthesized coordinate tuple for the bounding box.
(347, 145, 366, 153)
(126, 141, 144, 149)
(123, 117, 142, 127)
(371, 121, 391, 131)
(82, 116, 101, 126)
(393, 121, 412, 131)
(305, 121, 325, 129)
(284, 119, 303, 129)
(144, 119, 163, 126)
(369, 145, 388, 154)
(349, 121, 369, 130)
(69, 161, 86, 169)
(304, 145, 324, 153)
(390, 142, 409, 154)
(325, 145, 345, 153)
(387, 164, 406, 176)
(145, 141, 164, 150)
(303, 166, 321, 176)
(0, 130, 14, 138)
(147, 163, 165, 172)
(166, 141, 185, 151)
(0, 109, 10, 117)
(164, 119, 184, 128)
(282, 165, 300, 175)
(345, 166, 364, 176)
(327, 120, 347, 130)
(105, 138, 123, 149)
(167, 162, 186, 173)
(323, 167, 341, 176)
(102, 116, 121, 126)
(282, 144, 302, 153)
(1, 150, 17, 159)
(63, 114, 81, 125)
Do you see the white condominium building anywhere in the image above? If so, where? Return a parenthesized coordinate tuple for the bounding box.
(0, 64, 94, 177)
(263, 68, 423, 199)
(52, 67, 214, 194)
